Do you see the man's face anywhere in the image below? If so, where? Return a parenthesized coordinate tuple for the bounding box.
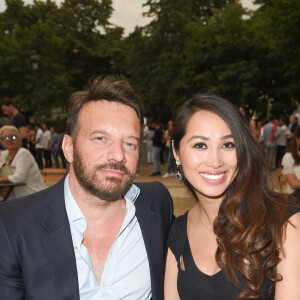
(290, 115, 296, 124)
(1, 105, 12, 117)
(68, 100, 141, 201)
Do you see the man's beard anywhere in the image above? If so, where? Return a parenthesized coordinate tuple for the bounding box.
(73, 145, 135, 202)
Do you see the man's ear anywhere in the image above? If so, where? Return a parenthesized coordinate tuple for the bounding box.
(62, 134, 74, 164)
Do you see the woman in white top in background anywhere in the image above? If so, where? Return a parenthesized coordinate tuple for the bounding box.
(282, 125, 300, 198)
(0, 125, 45, 199)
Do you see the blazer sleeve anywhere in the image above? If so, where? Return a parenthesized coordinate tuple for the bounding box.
(0, 215, 25, 299)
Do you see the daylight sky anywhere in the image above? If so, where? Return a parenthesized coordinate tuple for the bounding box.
(0, 0, 259, 35)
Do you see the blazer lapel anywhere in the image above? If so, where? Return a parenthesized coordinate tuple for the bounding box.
(135, 196, 164, 300)
(41, 180, 80, 300)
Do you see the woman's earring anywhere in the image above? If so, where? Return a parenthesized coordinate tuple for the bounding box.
(175, 159, 182, 181)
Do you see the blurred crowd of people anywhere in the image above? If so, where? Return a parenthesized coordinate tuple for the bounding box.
(143, 120, 176, 177)
(239, 105, 300, 198)
(0, 98, 67, 200)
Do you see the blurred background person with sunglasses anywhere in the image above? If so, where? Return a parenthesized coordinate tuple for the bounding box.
(0, 125, 45, 200)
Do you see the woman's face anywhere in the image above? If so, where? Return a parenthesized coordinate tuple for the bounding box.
(1, 129, 21, 151)
(174, 110, 238, 202)
(239, 106, 245, 116)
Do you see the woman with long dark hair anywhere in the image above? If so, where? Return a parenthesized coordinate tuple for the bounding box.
(164, 94, 300, 299)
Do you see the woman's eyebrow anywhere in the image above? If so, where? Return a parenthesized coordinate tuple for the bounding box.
(187, 134, 233, 143)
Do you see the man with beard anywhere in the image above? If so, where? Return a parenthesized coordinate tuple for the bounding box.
(0, 76, 174, 300)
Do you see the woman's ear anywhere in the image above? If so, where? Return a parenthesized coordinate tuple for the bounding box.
(172, 140, 180, 162)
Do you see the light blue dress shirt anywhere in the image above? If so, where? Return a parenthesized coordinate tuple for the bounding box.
(64, 175, 151, 299)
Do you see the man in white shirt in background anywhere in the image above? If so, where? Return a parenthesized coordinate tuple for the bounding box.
(34, 123, 45, 169)
(43, 123, 52, 168)
(276, 115, 290, 169)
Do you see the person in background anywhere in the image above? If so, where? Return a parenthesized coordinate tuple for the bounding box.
(276, 115, 290, 169)
(286, 114, 298, 146)
(150, 121, 163, 176)
(50, 125, 59, 168)
(282, 126, 300, 198)
(57, 130, 67, 168)
(159, 123, 166, 164)
(0, 125, 45, 199)
(258, 118, 268, 155)
(164, 94, 300, 299)
(42, 123, 52, 168)
(238, 105, 259, 143)
(263, 114, 278, 170)
(34, 123, 44, 169)
(27, 125, 36, 158)
(163, 120, 176, 177)
(144, 124, 154, 164)
(1, 98, 28, 148)
(0, 75, 174, 299)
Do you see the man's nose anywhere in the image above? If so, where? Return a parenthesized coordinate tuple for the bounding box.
(107, 141, 126, 163)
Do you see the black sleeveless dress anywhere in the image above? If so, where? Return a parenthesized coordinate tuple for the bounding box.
(167, 204, 300, 300)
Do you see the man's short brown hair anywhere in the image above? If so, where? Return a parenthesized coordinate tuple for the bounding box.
(2, 98, 16, 108)
(66, 75, 144, 138)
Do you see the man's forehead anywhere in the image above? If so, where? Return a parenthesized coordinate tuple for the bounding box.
(79, 100, 139, 121)
(77, 101, 140, 133)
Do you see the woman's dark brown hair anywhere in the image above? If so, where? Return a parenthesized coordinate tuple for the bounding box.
(288, 126, 300, 165)
(172, 94, 290, 299)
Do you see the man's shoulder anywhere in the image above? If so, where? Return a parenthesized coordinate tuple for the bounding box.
(13, 112, 26, 120)
(135, 181, 168, 194)
(13, 112, 27, 126)
(264, 122, 273, 129)
(134, 181, 173, 210)
(0, 181, 64, 228)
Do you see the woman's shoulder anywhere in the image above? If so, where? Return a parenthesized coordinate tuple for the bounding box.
(282, 152, 294, 169)
(0, 149, 9, 160)
(287, 202, 300, 219)
(168, 212, 188, 259)
(172, 212, 188, 231)
(14, 148, 34, 161)
(282, 152, 293, 161)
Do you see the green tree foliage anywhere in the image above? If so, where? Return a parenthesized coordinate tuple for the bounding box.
(1, 0, 299, 123)
(0, 0, 123, 120)
(126, 0, 299, 122)
(126, 0, 235, 122)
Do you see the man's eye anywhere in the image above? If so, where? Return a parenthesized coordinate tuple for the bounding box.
(125, 142, 137, 150)
(194, 143, 207, 149)
(96, 137, 105, 141)
(223, 142, 235, 149)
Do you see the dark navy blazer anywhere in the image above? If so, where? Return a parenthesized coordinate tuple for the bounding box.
(0, 179, 174, 300)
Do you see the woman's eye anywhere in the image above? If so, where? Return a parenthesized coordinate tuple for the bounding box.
(223, 142, 235, 149)
(194, 142, 207, 149)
